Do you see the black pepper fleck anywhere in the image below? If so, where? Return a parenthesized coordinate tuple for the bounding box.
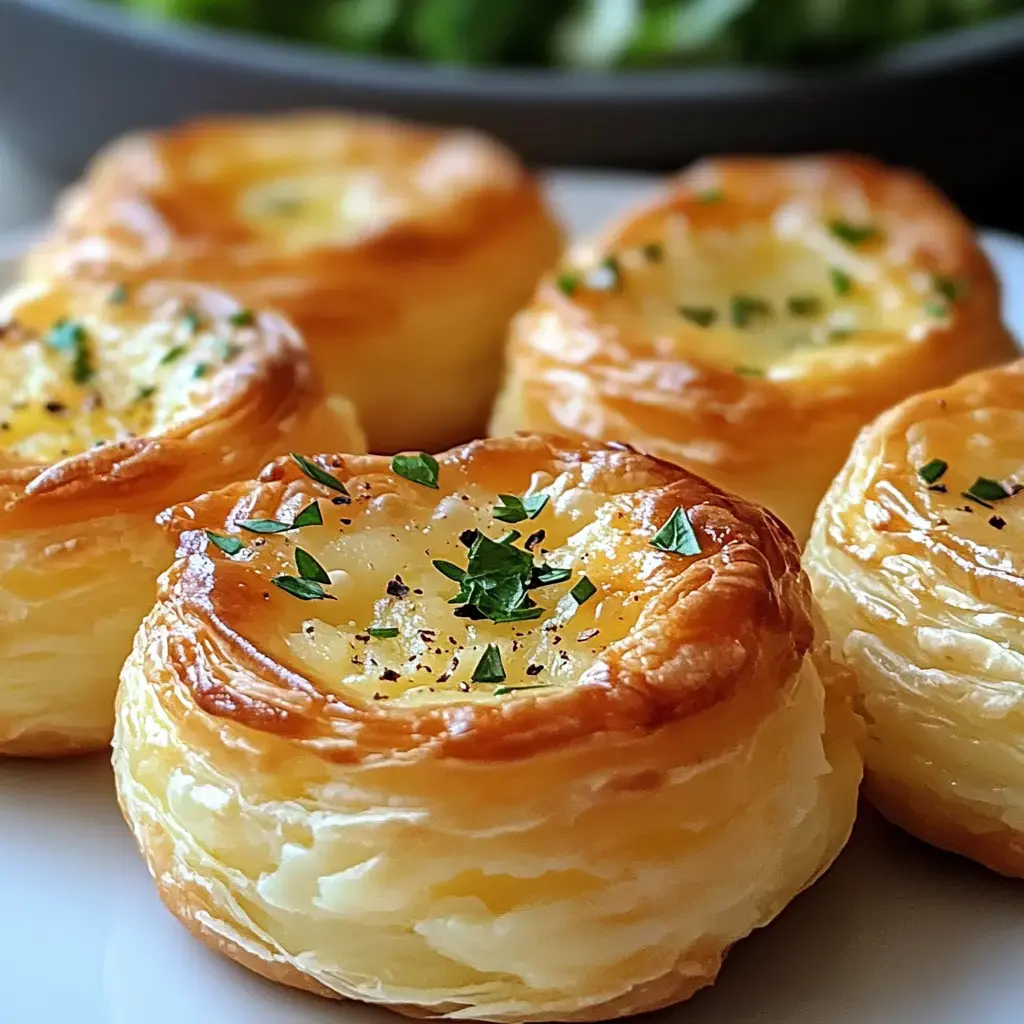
(457, 681, 470, 691)
(380, 669, 400, 682)
(927, 484, 948, 494)
(526, 664, 544, 676)
(44, 401, 67, 414)
(386, 576, 410, 598)
(525, 530, 545, 551)
(990, 515, 1007, 530)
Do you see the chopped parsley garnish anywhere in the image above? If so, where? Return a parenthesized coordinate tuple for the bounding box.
(925, 302, 949, 319)
(932, 274, 966, 302)
(917, 459, 948, 485)
(494, 684, 548, 696)
(205, 531, 243, 556)
(678, 305, 717, 327)
(697, 187, 724, 204)
(735, 365, 764, 377)
(392, 452, 439, 489)
(239, 500, 321, 534)
(556, 272, 579, 296)
(290, 452, 350, 498)
(829, 220, 881, 246)
(492, 493, 548, 523)
(367, 627, 399, 639)
(216, 339, 241, 362)
(192, 362, 210, 379)
(108, 283, 129, 305)
(472, 644, 506, 684)
(642, 242, 664, 262)
(432, 530, 572, 624)
(134, 385, 157, 403)
(47, 319, 94, 383)
(295, 547, 331, 584)
(271, 576, 335, 601)
(569, 575, 596, 605)
(160, 345, 187, 365)
(228, 309, 255, 327)
(787, 295, 822, 317)
(829, 327, 855, 341)
(181, 309, 202, 335)
(829, 267, 853, 295)
(651, 507, 701, 556)
(963, 476, 1010, 505)
(730, 295, 772, 328)
(292, 501, 324, 528)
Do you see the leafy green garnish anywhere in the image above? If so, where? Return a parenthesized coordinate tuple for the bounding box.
(228, 309, 255, 327)
(917, 459, 948, 485)
(641, 242, 663, 262)
(47, 319, 94, 383)
(216, 339, 241, 362)
(295, 547, 331, 584)
(290, 452, 350, 498)
(367, 627, 399, 639)
(678, 305, 717, 327)
(293, 501, 324, 528)
(925, 302, 949, 319)
(964, 477, 1010, 504)
(697, 188, 724, 204)
(181, 309, 202, 335)
(392, 452, 439, 489)
(651, 507, 701, 556)
(829, 220, 881, 246)
(556, 272, 580, 296)
(472, 644, 506, 684)
(192, 362, 210, 379)
(730, 295, 771, 328)
(492, 493, 548, 523)
(494, 684, 548, 696)
(271, 576, 335, 601)
(569, 575, 596, 605)
(239, 500, 321, 534)
(205, 530, 243, 556)
(735, 365, 764, 377)
(932, 274, 966, 303)
(134, 385, 157, 403)
(787, 295, 821, 317)
(108, 283, 129, 305)
(160, 345, 187, 365)
(829, 267, 853, 295)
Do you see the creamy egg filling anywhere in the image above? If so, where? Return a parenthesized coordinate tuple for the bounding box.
(564, 208, 958, 377)
(234, 472, 671, 707)
(0, 284, 252, 463)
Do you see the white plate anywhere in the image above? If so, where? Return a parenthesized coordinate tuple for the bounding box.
(2, 174, 1024, 1024)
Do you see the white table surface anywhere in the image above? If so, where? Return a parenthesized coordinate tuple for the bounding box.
(1, 167, 1023, 1024)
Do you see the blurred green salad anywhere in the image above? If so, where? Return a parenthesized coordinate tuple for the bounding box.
(110, 0, 1024, 68)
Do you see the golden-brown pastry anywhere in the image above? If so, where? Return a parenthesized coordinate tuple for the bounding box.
(114, 433, 862, 1021)
(0, 277, 363, 757)
(25, 113, 563, 454)
(805, 360, 1024, 877)
(491, 155, 1016, 543)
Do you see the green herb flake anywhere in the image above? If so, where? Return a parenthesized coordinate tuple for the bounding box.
(787, 295, 822, 317)
(678, 305, 718, 327)
(432, 559, 467, 582)
(651, 507, 701, 557)
(238, 518, 293, 535)
(228, 309, 255, 327)
(295, 547, 331, 584)
(181, 309, 202, 335)
(108, 283, 129, 306)
(735, 365, 764, 377)
(917, 459, 948, 485)
(932, 274, 966, 303)
(569, 575, 597, 605)
(160, 345, 187, 365)
(494, 684, 548, 696)
(829, 267, 853, 296)
(964, 476, 1011, 504)
(493, 492, 548, 523)
(556, 272, 580, 296)
(290, 452, 350, 498)
(829, 220, 881, 246)
(730, 295, 772, 328)
(925, 302, 950, 319)
(47, 319, 94, 383)
(216, 339, 241, 362)
(641, 242, 664, 262)
(192, 362, 210, 379)
(292, 501, 324, 529)
(134, 385, 157, 403)
(472, 644, 506, 684)
(697, 187, 724, 204)
(205, 530, 243, 556)
(367, 627, 399, 639)
(392, 452, 439, 489)
(271, 575, 335, 601)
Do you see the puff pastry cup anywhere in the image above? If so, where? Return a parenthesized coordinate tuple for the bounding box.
(805, 361, 1024, 877)
(0, 276, 363, 757)
(114, 433, 862, 1021)
(25, 113, 563, 454)
(490, 155, 1016, 543)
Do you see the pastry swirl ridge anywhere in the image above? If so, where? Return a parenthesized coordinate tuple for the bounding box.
(114, 434, 861, 1020)
(491, 155, 1016, 541)
(0, 276, 363, 756)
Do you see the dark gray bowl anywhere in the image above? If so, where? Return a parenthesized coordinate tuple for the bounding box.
(2, 0, 1024, 190)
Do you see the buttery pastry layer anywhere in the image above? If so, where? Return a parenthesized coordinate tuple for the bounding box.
(805, 359, 1024, 876)
(26, 113, 563, 453)
(0, 276, 363, 755)
(491, 155, 1016, 542)
(114, 434, 862, 1020)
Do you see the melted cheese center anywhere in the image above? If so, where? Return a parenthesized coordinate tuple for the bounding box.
(576, 208, 947, 378)
(0, 284, 246, 463)
(249, 474, 666, 707)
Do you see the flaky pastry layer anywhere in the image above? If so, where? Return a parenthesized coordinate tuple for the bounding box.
(114, 434, 861, 1019)
(0, 277, 364, 756)
(491, 155, 1016, 542)
(805, 360, 1024, 876)
(25, 113, 562, 453)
